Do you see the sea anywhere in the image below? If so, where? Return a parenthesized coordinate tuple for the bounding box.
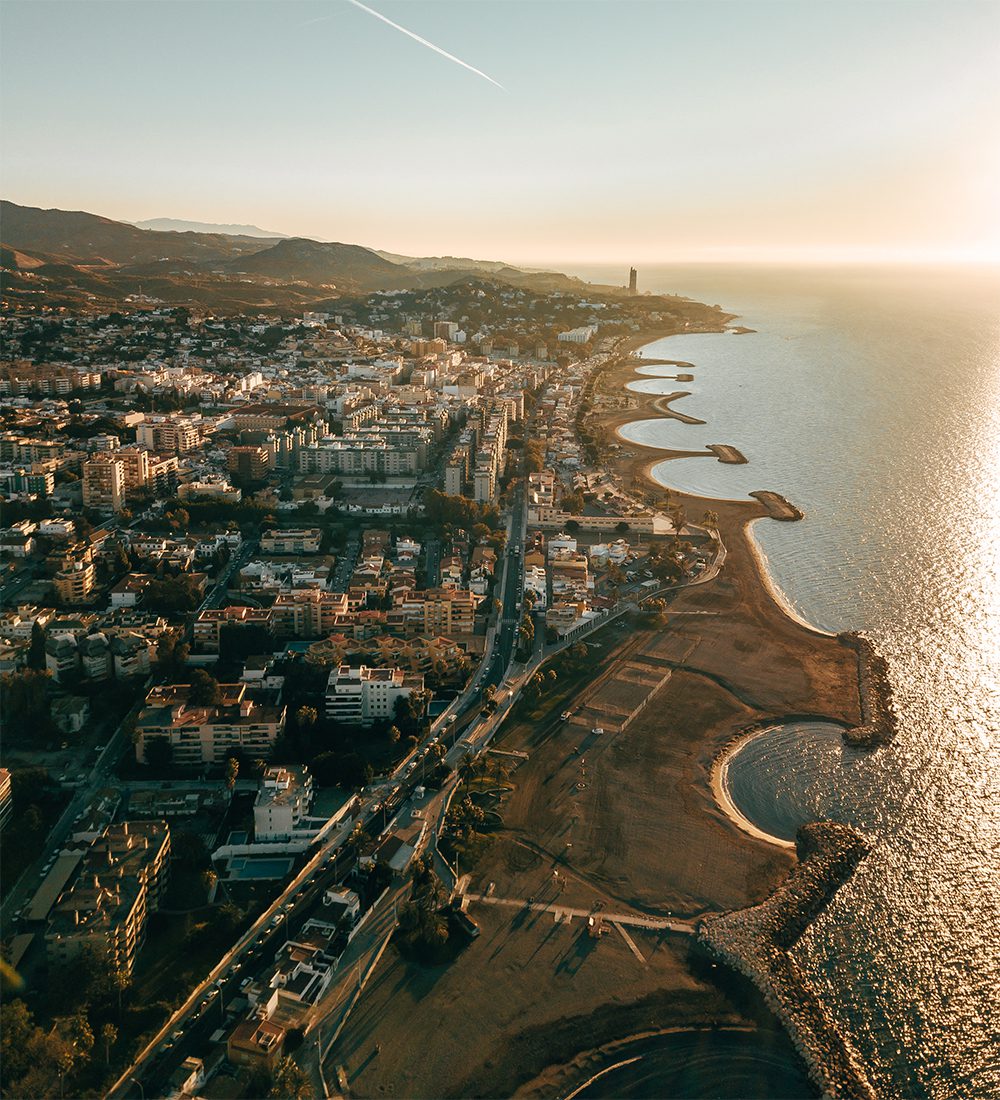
(564, 263, 1000, 1099)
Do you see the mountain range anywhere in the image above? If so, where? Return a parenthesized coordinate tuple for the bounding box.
(132, 218, 287, 238)
(1, 201, 607, 313)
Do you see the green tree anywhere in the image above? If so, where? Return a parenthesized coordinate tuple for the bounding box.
(144, 737, 173, 769)
(100, 1022, 118, 1065)
(188, 668, 220, 706)
(225, 756, 239, 792)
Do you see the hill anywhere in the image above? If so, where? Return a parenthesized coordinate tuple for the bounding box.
(222, 237, 405, 291)
(0, 201, 268, 266)
(1, 200, 614, 311)
(134, 217, 287, 238)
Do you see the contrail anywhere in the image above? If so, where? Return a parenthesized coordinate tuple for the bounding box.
(345, 0, 504, 90)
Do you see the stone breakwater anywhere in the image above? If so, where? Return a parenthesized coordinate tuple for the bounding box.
(839, 632, 898, 747)
(749, 490, 804, 520)
(707, 443, 747, 464)
(697, 821, 875, 1100)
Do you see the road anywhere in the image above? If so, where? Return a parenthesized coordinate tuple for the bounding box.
(110, 471, 533, 1098)
(197, 539, 258, 612)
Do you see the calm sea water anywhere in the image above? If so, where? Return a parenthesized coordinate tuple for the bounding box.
(568, 264, 1000, 1099)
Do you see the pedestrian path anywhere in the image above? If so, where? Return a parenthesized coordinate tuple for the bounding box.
(463, 892, 694, 934)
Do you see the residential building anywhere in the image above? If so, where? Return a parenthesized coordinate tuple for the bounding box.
(227, 445, 270, 483)
(53, 560, 96, 605)
(253, 765, 315, 842)
(0, 768, 12, 830)
(44, 820, 171, 977)
(134, 683, 285, 765)
(325, 665, 425, 725)
(82, 455, 125, 512)
(260, 529, 322, 555)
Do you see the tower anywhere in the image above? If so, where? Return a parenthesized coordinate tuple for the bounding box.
(628, 267, 637, 295)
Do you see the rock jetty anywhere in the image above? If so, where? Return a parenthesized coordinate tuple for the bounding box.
(839, 632, 897, 747)
(750, 490, 803, 520)
(697, 822, 875, 1100)
(708, 443, 748, 464)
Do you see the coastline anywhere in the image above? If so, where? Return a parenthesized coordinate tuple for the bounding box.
(578, 323, 889, 1098)
(744, 520, 837, 638)
(710, 726, 798, 851)
(330, 315, 889, 1100)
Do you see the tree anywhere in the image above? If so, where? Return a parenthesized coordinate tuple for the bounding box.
(702, 509, 719, 531)
(295, 706, 318, 735)
(561, 491, 585, 514)
(268, 1056, 312, 1100)
(615, 521, 630, 534)
(101, 1022, 118, 1065)
(225, 756, 239, 792)
(154, 630, 189, 679)
(28, 622, 46, 670)
(188, 669, 220, 706)
(144, 737, 173, 769)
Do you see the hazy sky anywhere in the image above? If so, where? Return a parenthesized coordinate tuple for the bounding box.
(2, 0, 999, 265)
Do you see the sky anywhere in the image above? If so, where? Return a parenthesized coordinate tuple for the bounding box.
(2, 0, 999, 266)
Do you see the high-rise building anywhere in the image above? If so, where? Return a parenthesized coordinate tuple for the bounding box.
(82, 455, 125, 512)
(227, 445, 271, 485)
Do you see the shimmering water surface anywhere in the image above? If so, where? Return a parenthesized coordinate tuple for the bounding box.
(577, 1030, 815, 1099)
(571, 264, 1000, 1099)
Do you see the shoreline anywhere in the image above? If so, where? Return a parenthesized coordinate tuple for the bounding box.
(710, 726, 798, 851)
(744, 520, 837, 638)
(576, 323, 889, 1098)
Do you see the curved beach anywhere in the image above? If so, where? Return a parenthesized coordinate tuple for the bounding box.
(586, 327, 889, 1098)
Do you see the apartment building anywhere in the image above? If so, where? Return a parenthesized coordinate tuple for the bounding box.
(392, 587, 480, 638)
(227, 445, 270, 483)
(192, 606, 275, 653)
(135, 683, 285, 766)
(260, 529, 322, 555)
(53, 559, 97, 605)
(268, 589, 349, 639)
(136, 416, 201, 454)
(115, 445, 150, 495)
(44, 820, 171, 977)
(325, 665, 425, 725)
(82, 455, 125, 512)
(0, 768, 12, 830)
(253, 765, 315, 842)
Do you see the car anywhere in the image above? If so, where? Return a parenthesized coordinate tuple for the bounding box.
(560, 712, 571, 721)
(592, 727, 605, 736)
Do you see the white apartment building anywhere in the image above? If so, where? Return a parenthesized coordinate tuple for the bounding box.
(253, 765, 315, 841)
(325, 665, 424, 726)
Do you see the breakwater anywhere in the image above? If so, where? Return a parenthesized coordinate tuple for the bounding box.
(708, 443, 748, 464)
(749, 490, 803, 519)
(697, 821, 875, 1100)
(838, 632, 897, 747)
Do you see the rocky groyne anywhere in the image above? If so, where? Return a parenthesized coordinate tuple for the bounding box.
(708, 443, 748, 464)
(839, 632, 897, 747)
(750, 490, 803, 520)
(697, 822, 875, 1100)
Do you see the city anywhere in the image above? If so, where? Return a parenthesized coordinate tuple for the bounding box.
(1, 243, 728, 1099)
